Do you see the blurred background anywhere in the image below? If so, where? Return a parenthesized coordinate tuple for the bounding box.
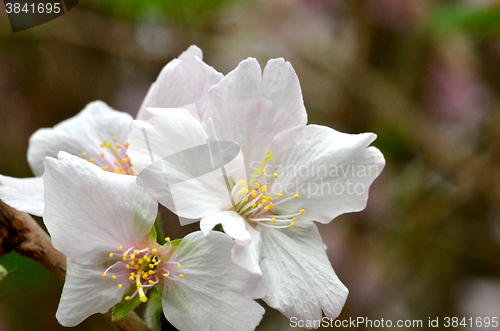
(1, 0, 500, 330)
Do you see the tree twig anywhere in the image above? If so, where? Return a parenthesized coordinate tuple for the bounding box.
(0, 199, 150, 331)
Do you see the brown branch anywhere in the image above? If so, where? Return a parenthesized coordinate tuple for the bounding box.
(0, 199, 150, 331)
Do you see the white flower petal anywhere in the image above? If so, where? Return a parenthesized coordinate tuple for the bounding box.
(267, 124, 385, 223)
(28, 101, 133, 176)
(200, 211, 251, 246)
(42, 152, 157, 265)
(163, 231, 265, 331)
(137, 45, 223, 121)
(128, 109, 208, 175)
(203, 58, 307, 177)
(0, 175, 44, 216)
(231, 223, 263, 278)
(128, 110, 245, 219)
(56, 259, 129, 327)
(259, 222, 348, 323)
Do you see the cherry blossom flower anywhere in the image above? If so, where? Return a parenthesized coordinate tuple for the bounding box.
(0, 45, 221, 217)
(43, 151, 265, 330)
(127, 56, 385, 324)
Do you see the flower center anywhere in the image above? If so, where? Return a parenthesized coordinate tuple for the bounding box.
(80, 136, 136, 176)
(230, 151, 305, 229)
(102, 237, 184, 303)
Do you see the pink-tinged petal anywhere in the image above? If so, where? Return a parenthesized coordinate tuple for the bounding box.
(259, 222, 348, 325)
(43, 152, 157, 265)
(266, 124, 385, 223)
(0, 175, 44, 216)
(200, 211, 251, 246)
(56, 259, 130, 327)
(137, 45, 223, 121)
(28, 101, 133, 176)
(128, 110, 246, 220)
(163, 231, 265, 331)
(203, 58, 307, 177)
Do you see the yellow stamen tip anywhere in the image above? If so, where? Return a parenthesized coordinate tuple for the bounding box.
(102, 273, 107, 278)
(294, 194, 299, 198)
(290, 223, 295, 227)
(116, 143, 121, 148)
(261, 169, 265, 174)
(293, 217, 297, 221)
(300, 209, 305, 214)
(81, 152, 87, 158)
(179, 274, 184, 278)
(273, 173, 278, 178)
(272, 218, 276, 223)
(124, 141, 130, 147)
(100, 153, 105, 157)
(165, 237, 170, 242)
(125, 296, 130, 301)
(264, 206, 269, 210)
(109, 253, 114, 258)
(112, 275, 116, 279)
(278, 193, 283, 197)
(256, 183, 260, 188)
(140, 297, 148, 303)
(137, 283, 142, 287)
(269, 203, 274, 208)
(238, 180, 246, 185)
(126, 264, 130, 269)
(118, 284, 122, 289)
(112, 136, 117, 141)
(100, 143, 104, 148)
(149, 280, 154, 284)
(177, 264, 181, 269)
(163, 273, 169, 277)
(119, 246, 123, 250)
(152, 249, 156, 253)
(90, 158, 95, 163)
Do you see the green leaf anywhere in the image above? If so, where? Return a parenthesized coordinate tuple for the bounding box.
(145, 289, 163, 331)
(154, 212, 165, 245)
(112, 291, 142, 321)
(426, 3, 500, 37)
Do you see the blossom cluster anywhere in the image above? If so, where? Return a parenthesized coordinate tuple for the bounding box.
(0, 46, 385, 330)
